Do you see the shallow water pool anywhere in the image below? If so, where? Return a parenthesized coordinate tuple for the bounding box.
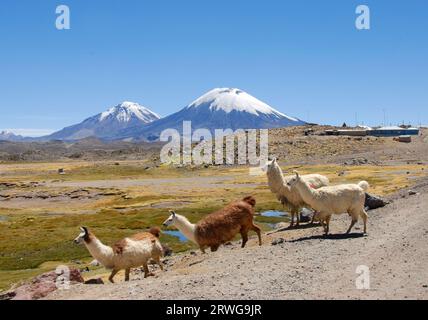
(163, 230, 188, 242)
(260, 210, 288, 218)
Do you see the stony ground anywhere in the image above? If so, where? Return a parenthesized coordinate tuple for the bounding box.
(47, 176, 428, 300)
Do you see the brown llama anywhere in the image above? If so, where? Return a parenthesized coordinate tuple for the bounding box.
(163, 196, 262, 253)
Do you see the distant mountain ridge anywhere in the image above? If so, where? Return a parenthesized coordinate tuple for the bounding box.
(2, 89, 306, 142)
(116, 88, 306, 141)
(0, 130, 25, 142)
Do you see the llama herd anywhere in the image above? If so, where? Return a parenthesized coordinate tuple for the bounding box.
(74, 158, 370, 283)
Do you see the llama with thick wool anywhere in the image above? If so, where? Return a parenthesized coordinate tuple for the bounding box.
(163, 196, 262, 253)
(265, 158, 329, 226)
(287, 171, 369, 235)
(74, 227, 164, 283)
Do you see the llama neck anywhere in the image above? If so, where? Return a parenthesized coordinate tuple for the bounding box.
(84, 237, 114, 267)
(267, 164, 287, 194)
(295, 179, 318, 207)
(174, 215, 197, 244)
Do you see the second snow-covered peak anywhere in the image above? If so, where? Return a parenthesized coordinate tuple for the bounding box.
(187, 88, 296, 120)
(99, 101, 161, 123)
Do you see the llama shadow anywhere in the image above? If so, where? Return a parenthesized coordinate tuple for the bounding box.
(290, 232, 366, 243)
(267, 222, 322, 235)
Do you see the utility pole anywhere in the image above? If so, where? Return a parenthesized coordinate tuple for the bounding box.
(382, 109, 386, 127)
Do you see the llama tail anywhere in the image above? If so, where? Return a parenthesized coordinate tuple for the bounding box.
(149, 227, 161, 238)
(243, 196, 256, 207)
(358, 181, 370, 192)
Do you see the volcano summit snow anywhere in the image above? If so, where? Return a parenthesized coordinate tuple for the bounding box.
(44, 102, 161, 140)
(118, 88, 305, 141)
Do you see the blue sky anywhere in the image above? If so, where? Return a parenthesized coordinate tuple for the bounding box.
(0, 0, 427, 136)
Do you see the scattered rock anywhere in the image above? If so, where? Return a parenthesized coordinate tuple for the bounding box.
(273, 222, 289, 230)
(79, 267, 90, 273)
(90, 259, 100, 267)
(0, 291, 16, 300)
(271, 238, 285, 246)
(84, 278, 104, 285)
(161, 244, 173, 257)
(344, 158, 369, 166)
(409, 190, 418, 196)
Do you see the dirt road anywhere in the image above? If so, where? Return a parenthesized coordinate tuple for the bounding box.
(47, 178, 428, 300)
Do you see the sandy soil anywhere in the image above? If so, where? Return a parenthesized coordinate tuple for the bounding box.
(46, 177, 428, 300)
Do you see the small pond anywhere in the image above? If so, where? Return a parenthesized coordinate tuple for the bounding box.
(163, 230, 188, 242)
(260, 210, 288, 218)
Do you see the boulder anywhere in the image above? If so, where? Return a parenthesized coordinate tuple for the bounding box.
(162, 244, 173, 257)
(3, 268, 83, 300)
(90, 259, 100, 267)
(365, 193, 389, 210)
(84, 278, 104, 285)
(300, 208, 313, 223)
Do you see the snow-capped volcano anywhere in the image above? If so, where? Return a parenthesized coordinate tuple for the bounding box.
(117, 88, 305, 141)
(43, 102, 160, 141)
(187, 88, 298, 120)
(99, 101, 160, 123)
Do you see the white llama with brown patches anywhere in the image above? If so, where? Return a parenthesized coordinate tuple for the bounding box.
(74, 227, 164, 283)
(265, 158, 330, 227)
(287, 171, 369, 235)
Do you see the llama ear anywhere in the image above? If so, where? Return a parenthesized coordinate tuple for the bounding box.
(293, 170, 300, 178)
(169, 210, 176, 217)
(80, 226, 88, 234)
(272, 157, 277, 163)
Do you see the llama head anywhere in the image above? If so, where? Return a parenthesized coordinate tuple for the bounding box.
(287, 170, 301, 187)
(74, 226, 89, 244)
(262, 157, 278, 173)
(163, 210, 178, 227)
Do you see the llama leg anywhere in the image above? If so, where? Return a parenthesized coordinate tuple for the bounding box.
(211, 245, 220, 252)
(324, 216, 331, 235)
(200, 246, 206, 254)
(289, 212, 295, 228)
(319, 215, 327, 233)
(240, 230, 249, 248)
(346, 218, 358, 234)
(311, 211, 316, 224)
(108, 269, 119, 283)
(125, 268, 130, 282)
(143, 263, 155, 278)
(155, 256, 164, 271)
(252, 224, 262, 246)
(296, 210, 300, 226)
(360, 210, 368, 234)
